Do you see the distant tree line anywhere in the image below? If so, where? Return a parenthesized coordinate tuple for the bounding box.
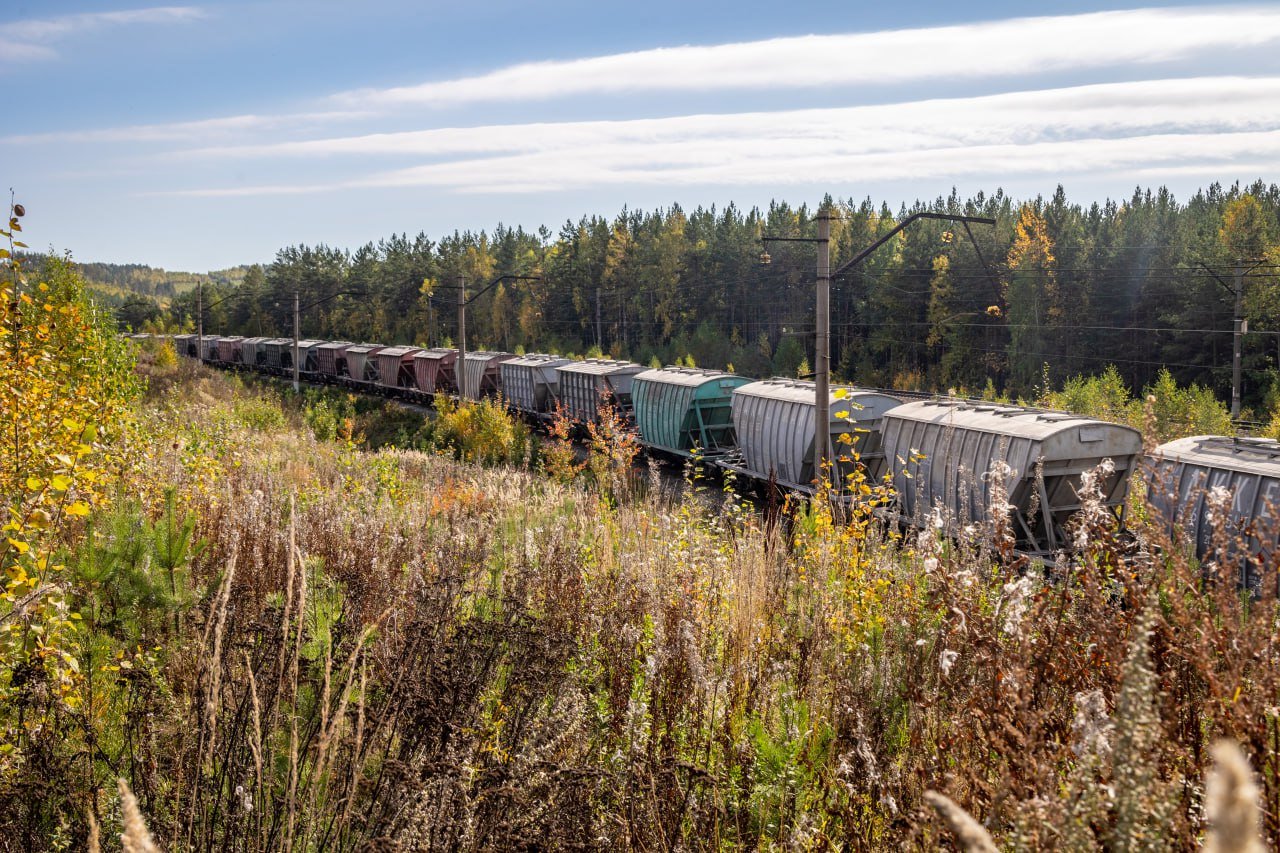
(148, 181, 1280, 412)
(16, 253, 250, 324)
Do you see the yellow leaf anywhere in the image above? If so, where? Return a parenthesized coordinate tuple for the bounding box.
(65, 502, 90, 517)
(50, 475, 72, 491)
(6, 538, 29, 554)
(24, 477, 41, 491)
(833, 389, 848, 400)
(834, 410, 850, 420)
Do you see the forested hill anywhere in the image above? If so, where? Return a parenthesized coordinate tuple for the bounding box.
(24, 253, 251, 313)
(154, 181, 1280, 409)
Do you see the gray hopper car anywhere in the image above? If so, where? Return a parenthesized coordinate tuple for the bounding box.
(880, 400, 1143, 556)
(1146, 435, 1280, 582)
(260, 338, 295, 372)
(239, 337, 270, 367)
(731, 379, 902, 492)
(460, 351, 514, 400)
(501, 354, 571, 414)
(554, 359, 644, 423)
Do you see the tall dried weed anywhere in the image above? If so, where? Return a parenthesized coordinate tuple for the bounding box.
(13, 364, 1280, 850)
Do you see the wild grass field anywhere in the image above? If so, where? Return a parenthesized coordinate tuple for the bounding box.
(4, 259, 1280, 851)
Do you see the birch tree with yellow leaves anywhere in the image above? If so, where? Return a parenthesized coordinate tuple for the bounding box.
(0, 202, 138, 774)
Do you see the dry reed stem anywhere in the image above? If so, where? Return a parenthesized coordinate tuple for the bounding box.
(202, 543, 239, 772)
(924, 791, 998, 853)
(118, 778, 161, 853)
(338, 653, 369, 838)
(286, 712, 300, 853)
(305, 636, 369, 850)
(316, 620, 382, 784)
(292, 538, 308, 691)
(300, 626, 336, 851)
(275, 494, 299, 720)
(284, 494, 306, 853)
(244, 650, 264, 846)
(1203, 740, 1266, 853)
(87, 808, 100, 853)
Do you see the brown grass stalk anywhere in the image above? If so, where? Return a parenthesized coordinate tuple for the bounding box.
(118, 778, 161, 853)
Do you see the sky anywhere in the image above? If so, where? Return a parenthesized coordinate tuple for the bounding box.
(3, 0, 1278, 271)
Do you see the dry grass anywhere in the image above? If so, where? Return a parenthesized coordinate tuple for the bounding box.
(7, 362, 1280, 850)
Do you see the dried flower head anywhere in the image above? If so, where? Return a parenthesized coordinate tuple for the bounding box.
(1203, 740, 1265, 853)
(1071, 689, 1114, 762)
(939, 649, 959, 677)
(924, 791, 997, 853)
(118, 778, 160, 853)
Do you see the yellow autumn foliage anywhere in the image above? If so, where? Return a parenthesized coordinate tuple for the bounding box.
(0, 207, 138, 769)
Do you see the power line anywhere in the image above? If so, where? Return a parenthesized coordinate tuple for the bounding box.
(828, 319, 1280, 336)
(867, 337, 1230, 374)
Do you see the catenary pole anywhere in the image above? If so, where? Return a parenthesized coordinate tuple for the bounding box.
(196, 281, 203, 361)
(457, 274, 467, 398)
(1232, 259, 1244, 418)
(815, 210, 831, 478)
(293, 290, 301, 392)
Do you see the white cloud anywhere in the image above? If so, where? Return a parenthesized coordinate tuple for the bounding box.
(162, 125, 1280, 198)
(0, 42, 56, 62)
(158, 76, 1280, 197)
(0, 6, 204, 63)
(1, 110, 373, 145)
(334, 6, 1280, 107)
(350, 129, 1280, 194)
(186, 76, 1280, 163)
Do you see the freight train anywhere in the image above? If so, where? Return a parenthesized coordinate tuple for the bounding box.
(143, 332, 1280, 568)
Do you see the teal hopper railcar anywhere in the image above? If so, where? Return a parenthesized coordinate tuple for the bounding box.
(632, 367, 750, 457)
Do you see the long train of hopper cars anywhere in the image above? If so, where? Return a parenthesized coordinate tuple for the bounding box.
(140, 333, 1279, 569)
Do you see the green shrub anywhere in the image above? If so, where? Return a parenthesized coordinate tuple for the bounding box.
(1042, 366, 1233, 442)
(429, 396, 533, 467)
(1042, 364, 1134, 424)
(232, 394, 287, 431)
(1143, 368, 1233, 443)
(302, 391, 357, 442)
